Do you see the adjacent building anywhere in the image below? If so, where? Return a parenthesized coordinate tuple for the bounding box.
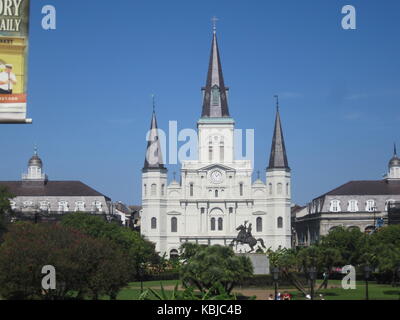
(140, 28, 292, 257)
(0, 149, 113, 222)
(294, 147, 400, 246)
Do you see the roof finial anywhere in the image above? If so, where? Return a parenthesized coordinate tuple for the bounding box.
(34, 144, 38, 156)
(274, 95, 280, 111)
(151, 94, 156, 113)
(211, 16, 219, 34)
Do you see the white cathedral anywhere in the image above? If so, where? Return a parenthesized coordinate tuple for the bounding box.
(140, 29, 292, 257)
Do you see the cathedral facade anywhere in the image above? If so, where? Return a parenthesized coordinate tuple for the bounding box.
(141, 30, 292, 257)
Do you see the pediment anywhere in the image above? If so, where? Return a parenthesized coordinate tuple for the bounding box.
(198, 164, 236, 173)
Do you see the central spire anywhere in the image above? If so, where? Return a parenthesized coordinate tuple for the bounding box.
(201, 25, 230, 118)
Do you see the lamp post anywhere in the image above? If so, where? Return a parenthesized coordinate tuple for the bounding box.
(271, 267, 280, 300)
(308, 267, 317, 300)
(364, 265, 372, 301)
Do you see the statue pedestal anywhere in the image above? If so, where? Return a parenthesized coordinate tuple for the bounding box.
(236, 253, 270, 275)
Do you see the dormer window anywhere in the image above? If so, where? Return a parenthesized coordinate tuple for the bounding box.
(75, 201, 85, 212)
(58, 201, 69, 213)
(366, 200, 376, 212)
(348, 200, 359, 213)
(330, 200, 341, 213)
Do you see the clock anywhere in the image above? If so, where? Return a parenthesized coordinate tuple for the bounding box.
(210, 170, 223, 184)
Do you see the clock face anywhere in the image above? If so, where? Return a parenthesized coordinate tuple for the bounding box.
(210, 170, 223, 184)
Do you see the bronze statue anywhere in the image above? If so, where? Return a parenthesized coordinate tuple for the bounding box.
(230, 221, 266, 253)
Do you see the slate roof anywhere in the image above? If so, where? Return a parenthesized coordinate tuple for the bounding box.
(268, 107, 290, 171)
(201, 31, 230, 118)
(0, 181, 111, 200)
(143, 111, 166, 171)
(324, 180, 400, 196)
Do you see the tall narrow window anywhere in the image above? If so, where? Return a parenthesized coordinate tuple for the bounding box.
(269, 183, 273, 195)
(220, 141, 225, 162)
(256, 217, 263, 232)
(215, 190, 219, 198)
(209, 146, 213, 161)
(151, 217, 157, 229)
(190, 183, 194, 197)
(211, 218, 216, 231)
(171, 217, 178, 233)
(211, 85, 220, 106)
(151, 184, 157, 196)
(161, 184, 165, 196)
(286, 183, 290, 195)
(144, 184, 147, 196)
(240, 183, 244, 197)
(277, 183, 283, 195)
(218, 218, 223, 231)
(229, 207, 233, 214)
(201, 208, 205, 214)
(277, 217, 283, 229)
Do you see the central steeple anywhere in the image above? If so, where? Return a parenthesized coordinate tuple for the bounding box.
(201, 27, 230, 118)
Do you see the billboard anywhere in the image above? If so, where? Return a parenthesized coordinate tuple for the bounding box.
(0, 0, 31, 124)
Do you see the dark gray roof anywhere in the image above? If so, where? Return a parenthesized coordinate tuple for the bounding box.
(28, 154, 43, 167)
(143, 111, 166, 171)
(0, 181, 111, 200)
(201, 31, 230, 118)
(114, 202, 132, 215)
(268, 108, 290, 171)
(325, 180, 400, 196)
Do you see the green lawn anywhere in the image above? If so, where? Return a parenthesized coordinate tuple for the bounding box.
(289, 280, 400, 300)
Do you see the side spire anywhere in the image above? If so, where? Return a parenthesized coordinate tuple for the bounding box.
(394, 143, 397, 156)
(268, 96, 290, 171)
(143, 97, 166, 171)
(201, 20, 230, 118)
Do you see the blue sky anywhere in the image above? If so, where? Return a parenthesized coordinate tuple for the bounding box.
(0, 0, 399, 206)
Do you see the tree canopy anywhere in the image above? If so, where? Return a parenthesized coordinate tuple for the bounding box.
(179, 243, 253, 295)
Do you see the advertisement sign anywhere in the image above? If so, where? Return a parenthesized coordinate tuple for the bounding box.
(0, 0, 31, 123)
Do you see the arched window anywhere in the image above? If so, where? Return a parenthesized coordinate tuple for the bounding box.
(256, 217, 263, 232)
(209, 139, 213, 162)
(330, 200, 341, 212)
(151, 184, 157, 196)
(347, 200, 359, 212)
(366, 200, 375, 212)
(215, 190, 219, 198)
(144, 184, 147, 196)
(190, 183, 194, 197)
(171, 217, 178, 233)
(75, 201, 85, 212)
(277, 217, 283, 229)
(220, 141, 225, 162)
(277, 183, 283, 195)
(239, 183, 244, 197)
(218, 218, 223, 231)
(151, 217, 157, 229)
(211, 218, 216, 231)
(201, 208, 205, 214)
(161, 184, 165, 196)
(286, 183, 290, 195)
(269, 183, 273, 195)
(58, 201, 69, 213)
(170, 249, 179, 260)
(229, 207, 233, 214)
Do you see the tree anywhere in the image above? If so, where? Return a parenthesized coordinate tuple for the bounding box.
(0, 186, 13, 239)
(0, 222, 130, 300)
(179, 244, 253, 295)
(61, 212, 159, 282)
(319, 226, 367, 266)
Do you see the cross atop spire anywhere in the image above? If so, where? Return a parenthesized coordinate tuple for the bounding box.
(268, 97, 290, 172)
(211, 16, 219, 33)
(274, 95, 280, 112)
(151, 94, 155, 113)
(201, 26, 230, 118)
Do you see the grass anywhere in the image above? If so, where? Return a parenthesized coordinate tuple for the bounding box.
(289, 280, 400, 301)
